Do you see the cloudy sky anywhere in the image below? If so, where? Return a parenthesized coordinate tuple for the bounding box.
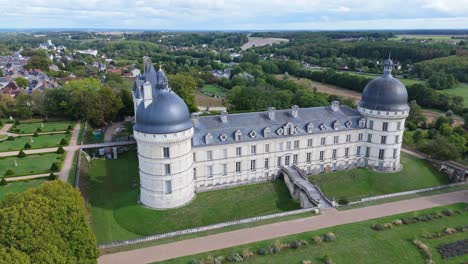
(3, 0, 468, 30)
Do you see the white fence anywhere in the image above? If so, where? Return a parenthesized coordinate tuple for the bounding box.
(98, 208, 317, 249)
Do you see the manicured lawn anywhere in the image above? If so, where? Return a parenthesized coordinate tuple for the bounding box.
(0, 133, 70, 152)
(442, 83, 468, 107)
(0, 179, 47, 200)
(309, 152, 449, 202)
(9, 121, 74, 134)
(84, 149, 300, 244)
(200, 84, 227, 98)
(0, 152, 64, 177)
(161, 203, 468, 264)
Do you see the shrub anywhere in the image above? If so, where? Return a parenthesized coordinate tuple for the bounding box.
(323, 232, 336, 242)
(269, 241, 284, 254)
(4, 169, 14, 176)
(313, 236, 323, 245)
(383, 223, 393, 229)
(0, 178, 7, 186)
(189, 259, 200, 264)
(401, 217, 416, 225)
(60, 138, 67, 145)
(24, 143, 31, 149)
(213, 256, 224, 264)
(7, 136, 14, 141)
(14, 119, 20, 125)
(48, 173, 58, 181)
(443, 227, 457, 235)
(257, 248, 269, 256)
(56, 146, 65, 154)
(50, 162, 59, 171)
(36, 127, 42, 132)
(225, 253, 243, 262)
(442, 209, 454, 216)
(324, 255, 334, 264)
(67, 124, 73, 130)
(65, 130, 71, 134)
(392, 219, 403, 226)
(14, 128, 20, 133)
(33, 132, 39, 137)
(290, 240, 302, 249)
(18, 150, 26, 158)
(240, 249, 253, 260)
(338, 197, 349, 205)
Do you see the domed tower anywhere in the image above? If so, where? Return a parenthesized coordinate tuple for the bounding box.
(358, 56, 409, 171)
(133, 59, 195, 209)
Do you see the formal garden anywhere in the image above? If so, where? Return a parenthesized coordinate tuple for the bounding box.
(81, 148, 301, 244)
(308, 152, 449, 203)
(160, 203, 468, 264)
(0, 178, 47, 200)
(8, 121, 75, 134)
(0, 133, 70, 152)
(0, 151, 65, 177)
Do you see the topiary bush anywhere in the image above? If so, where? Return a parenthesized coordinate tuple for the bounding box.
(50, 162, 59, 171)
(442, 209, 454, 216)
(24, 143, 31, 149)
(7, 136, 14, 141)
(33, 132, 39, 137)
(4, 169, 14, 176)
(323, 232, 336, 242)
(225, 253, 243, 262)
(48, 173, 58, 181)
(60, 138, 67, 145)
(56, 146, 65, 154)
(18, 150, 26, 158)
(313, 236, 323, 245)
(0, 178, 7, 186)
(67, 124, 73, 130)
(240, 249, 253, 260)
(338, 197, 349, 205)
(36, 127, 42, 132)
(257, 248, 269, 256)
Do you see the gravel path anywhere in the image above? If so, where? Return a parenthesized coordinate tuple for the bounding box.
(98, 190, 468, 264)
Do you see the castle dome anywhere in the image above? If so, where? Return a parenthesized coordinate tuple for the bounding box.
(359, 58, 409, 112)
(134, 64, 192, 134)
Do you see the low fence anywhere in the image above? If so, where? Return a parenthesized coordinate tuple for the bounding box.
(346, 181, 468, 206)
(98, 207, 317, 249)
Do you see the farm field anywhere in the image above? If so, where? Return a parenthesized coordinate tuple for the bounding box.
(0, 152, 64, 177)
(241, 37, 289, 50)
(84, 149, 300, 244)
(308, 152, 449, 202)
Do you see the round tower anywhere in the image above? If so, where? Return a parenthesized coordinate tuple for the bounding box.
(133, 65, 195, 209)
(358, 57, 409, 171)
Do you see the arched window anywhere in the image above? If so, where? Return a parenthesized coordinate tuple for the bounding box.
(234, 130, 242, 141)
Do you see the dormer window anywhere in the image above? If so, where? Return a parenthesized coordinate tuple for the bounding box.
(249, 130, 257, 138)
(234, 130, 242, 141)
(333, 120, 341, 130)
(345, 121, 352, 128)
(263, 127, 271, 137)
(219, 134, 228, 142)
(307, 123, 314, 133)
(319, 123, 327, 131)
(359, 118, 366, 128)
(276, 127, 284, 135)
(205, 133, 213, 144)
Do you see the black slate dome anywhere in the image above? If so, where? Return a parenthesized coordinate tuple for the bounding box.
(359, 58, 409, 112)
(133, 62, 192, 134)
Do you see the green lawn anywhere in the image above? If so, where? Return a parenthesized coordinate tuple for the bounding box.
(0, 152, 64, 177)
(0, 133, 70, 152)
(0, 179, 47, 200)
(442, 83, 468, 107)
(84, 149, 300, 244)
(9, 121, 74, 134)
(309, 152, 449, 202)
(161, 203, 468, 264)
(342, 71, 424, 86)
(200, 84, 227, 98)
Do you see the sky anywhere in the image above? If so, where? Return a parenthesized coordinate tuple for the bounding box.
(2, 0, 468, 30)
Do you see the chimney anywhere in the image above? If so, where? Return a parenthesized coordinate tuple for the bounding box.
(331, 101, 340, 112)
(268, 107, 276, 120)
(143, 81, 152, 107)
(220, 111, 228, 123)
(191, 113, 199, 126)
(291, 105, 299, 118)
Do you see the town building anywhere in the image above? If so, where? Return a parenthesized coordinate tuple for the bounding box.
(132, 57, 409, 209)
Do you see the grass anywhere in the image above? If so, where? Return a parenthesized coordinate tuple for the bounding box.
(67, 150, 78, 186)
(0, 152, 64, 177)
(0, 179, 47, 200)
(200, 84, 227, 98)
(341, 71, 424, 86)
(441, 83, 468, 107)
(0, 133, 71, 152)
(309, 152, 449, 202)
(160, 203, 468, 264)
(83, 149, 300, 244)
(8, 121, 74, 134)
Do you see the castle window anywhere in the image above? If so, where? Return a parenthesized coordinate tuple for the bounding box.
(382, 122, 388, 131)
(193, 152, 196, 161)
(205, 133, 213, 144)
(164, 164, 171, 175)
(163, 147, 170, 158)
(223, 148, 228, 158)
(333, 120, 341, 130)
(395, 135, 400, 144)
(319, 123, 326, 131)
(250, 160, 256, 171)
(307, 139, 313, 147)
(345, 120, 352, 128)
(265, 144, 270, 153)
(332, 149, 337, 160)
(320, 137, 326, 145)
(249, 130, 257, 138)
(276, 127, 284, 135)
(294, 140, 300, 149)
(393, 148, 397, 159)
(165, 180, 172, 194)
(293, 154, 298, 165)
(277, 157, 281, 167)
(207, 150, 213, 160)
(368, 120, 374, 129)
(356, 146, 361, 156)
(279, 142, 284, 151)
(193, 168, 197, 179)
(263, 127, 271, 137)
(264, 158, 269, 169)
(222, 164, 227, 176)
(286, 141, 291, 150)
(345, 148, 349, 158)
(207, 166, 213, 178)
(285, 156, 290, 166)
(236, 147, 242, 157)
(219, 134, 228, 142)
(251, 145, 256, 155)
(397, 122, 402, 131)
(307, 123, 314, 133)
(359, 118, 366, 128)
(367, 134, 372, 143)
(381, 136, 387, 144)
(365, 147, 370, 158)
(319, 151, 324, 161)
(234, 130, 242, 141)
(334, 136, 339, 144)
(346, 134, 351, 142)
(235, 162, 241, 173)
(358, 133, 363, 141)
(306, 152, 311, 163)
(379, 149, 385, 160)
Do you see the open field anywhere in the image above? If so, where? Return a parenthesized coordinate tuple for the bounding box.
(9, 121, 74, 134)
(200, 84, 227, 98)
(241, 37, 289, 50)
(309, 153, 449, 202)
(391, 34, 467, 43)
(195, 89, 224, 108)
(0, 133, 70, 152)
(161, 203, 468, 264)
(0, 152, 64, 177)
(442, 83, 468, 107)
(83, 149, 300, 244)
(341, 71, 424, 86)
(0, 179, 47, 200)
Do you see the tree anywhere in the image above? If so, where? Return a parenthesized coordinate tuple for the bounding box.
(0, 178, 7, 186)
(59, 138, 67, 145)
(56, 146, 65, 154)
(420, 136, 462, 161)
(50, 162, 59, 171)
(25, 55, 50, 70)
(17, 150, 26, 158)
(0, 181, 98, 263)
(14, 94, 33, 119)
(168, 74, 198, 112)
(14, 77, 28, 89)
(23, 143, 31, 149)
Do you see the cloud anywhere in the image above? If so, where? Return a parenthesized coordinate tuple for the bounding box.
(0, 0, 465, 29)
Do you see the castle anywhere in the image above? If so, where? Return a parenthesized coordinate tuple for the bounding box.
(133, 57, 409, 209)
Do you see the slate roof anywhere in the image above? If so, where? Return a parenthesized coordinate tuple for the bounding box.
(192, 105, 364, 147)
